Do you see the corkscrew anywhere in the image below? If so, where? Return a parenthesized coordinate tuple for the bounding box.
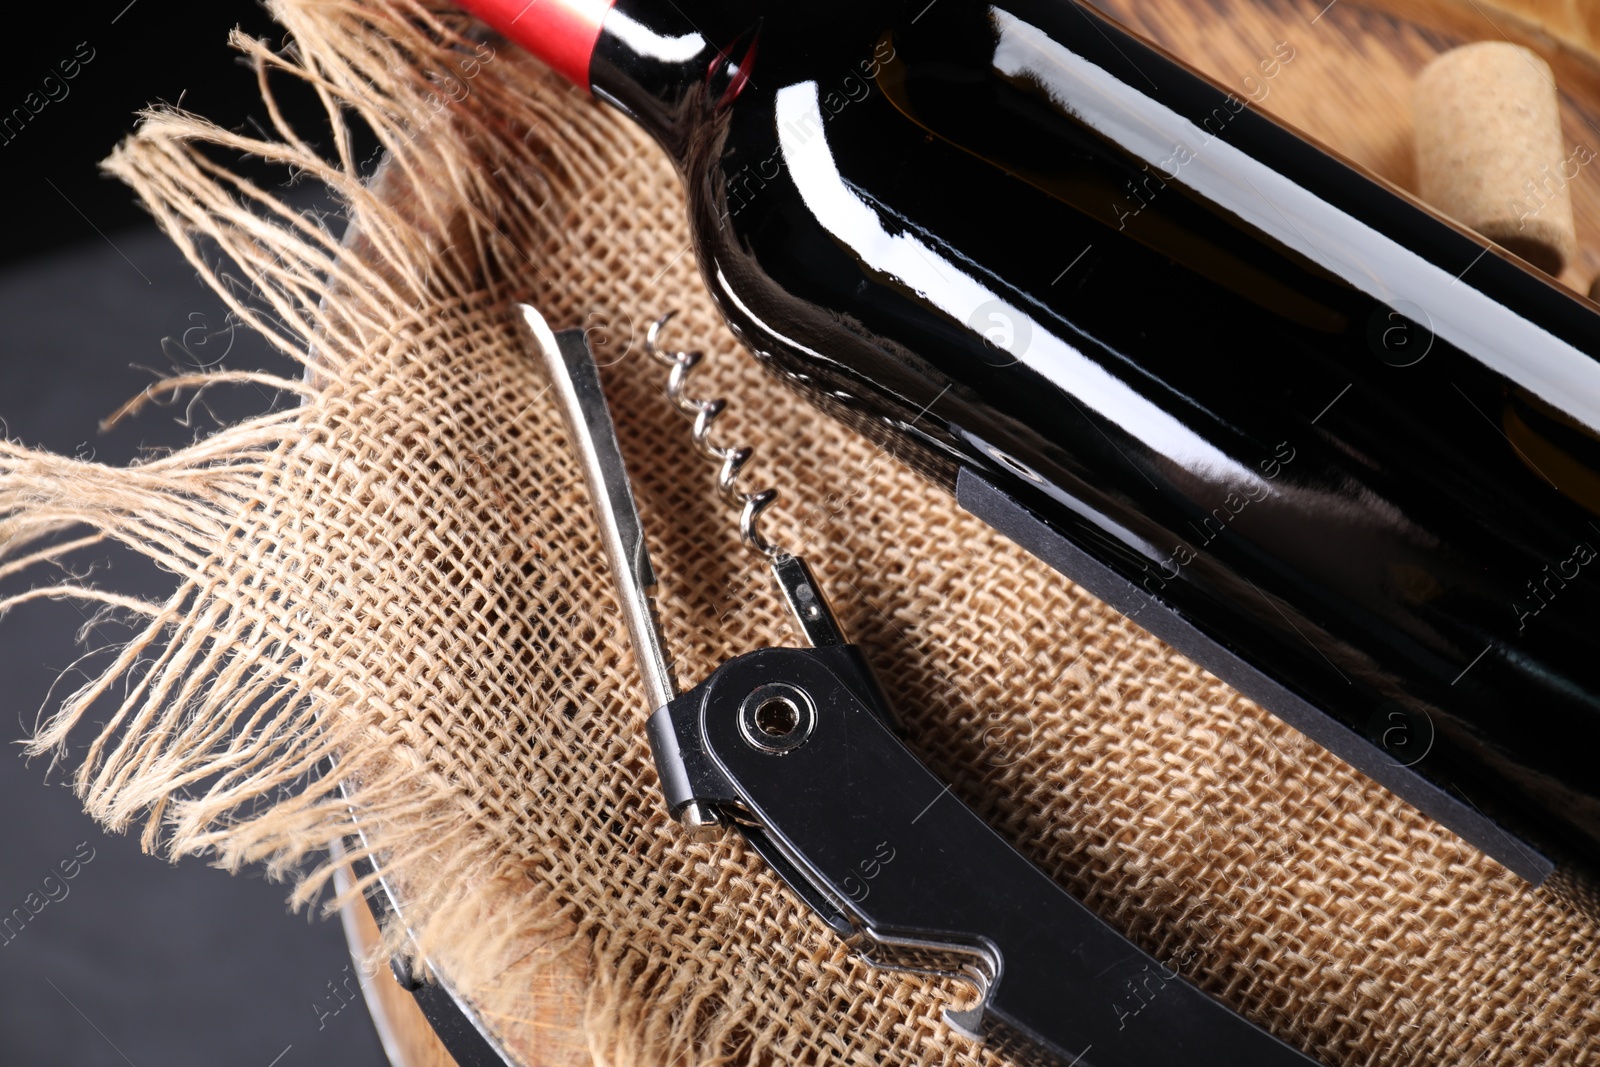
(520, 303, 1324, 1067)
(644, 312, 844, 648)
(645, 311, 780, 558)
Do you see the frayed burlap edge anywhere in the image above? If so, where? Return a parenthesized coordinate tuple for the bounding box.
(2, 2, 607, 1061)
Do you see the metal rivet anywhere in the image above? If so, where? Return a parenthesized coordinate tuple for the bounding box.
(679, 801, 724, 843)
(738, 682, 816, 754)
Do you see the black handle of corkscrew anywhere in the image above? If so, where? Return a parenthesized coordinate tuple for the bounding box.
(653, 644, 1323, 1067)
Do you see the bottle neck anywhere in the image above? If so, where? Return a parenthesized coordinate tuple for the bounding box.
(459, 0, 618, 89)
(458, 0, 761, 159)
(588, 1, 759, 159)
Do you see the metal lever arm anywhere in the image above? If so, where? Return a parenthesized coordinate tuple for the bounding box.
(659, 645, 1322, 1067)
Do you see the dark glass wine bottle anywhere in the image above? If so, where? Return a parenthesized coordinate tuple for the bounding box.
(459, 0, 1600, 900)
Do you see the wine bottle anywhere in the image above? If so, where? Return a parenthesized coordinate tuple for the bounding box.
(458, 0, 1600, 900)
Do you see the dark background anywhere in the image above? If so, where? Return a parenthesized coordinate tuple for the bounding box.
(0, 1, 327, 268)
(1, 2, 389, 1064)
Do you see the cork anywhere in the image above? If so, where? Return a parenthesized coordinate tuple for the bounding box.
(1414, 42, 1579, 276)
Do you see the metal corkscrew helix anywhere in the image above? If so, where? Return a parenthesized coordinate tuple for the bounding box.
(643, 311, 846, 650)
(645, 311, 782, 559)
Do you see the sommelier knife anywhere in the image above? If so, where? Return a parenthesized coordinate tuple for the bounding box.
(521, 302, 1323, 1067)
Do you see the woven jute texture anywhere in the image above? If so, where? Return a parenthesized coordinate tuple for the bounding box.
(2, 1, 1598, 1064)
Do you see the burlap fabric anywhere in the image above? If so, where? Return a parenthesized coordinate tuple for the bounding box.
(2, 2, 1597, 1064)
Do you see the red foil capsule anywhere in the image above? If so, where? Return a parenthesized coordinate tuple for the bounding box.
(455, 0, 617, 90)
